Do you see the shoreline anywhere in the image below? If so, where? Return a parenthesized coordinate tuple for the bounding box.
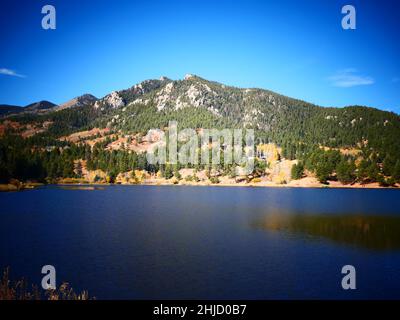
(140, 182, 398, 190)
(1, 179, 399, 192)
(56, 180, 399, 190)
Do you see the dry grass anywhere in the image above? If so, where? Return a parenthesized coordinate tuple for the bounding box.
(0, 268, 93, 300)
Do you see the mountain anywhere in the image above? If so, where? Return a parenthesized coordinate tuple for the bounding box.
(24, 100, 57, 112)
(1, 100, 57, 116)
(89, 74, 400, 158)
(0, 100, 58, 118)
(56, 94, 98, 111)
(2, 75, 399, 153)
(93, 77, 168, 110)
(0, 104, 22, 116)
(1, 74, 400, 186)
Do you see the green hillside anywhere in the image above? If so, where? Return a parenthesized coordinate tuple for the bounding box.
(1, 75, 399, 186)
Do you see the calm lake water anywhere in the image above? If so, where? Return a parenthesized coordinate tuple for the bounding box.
(1, 185, 400, 299)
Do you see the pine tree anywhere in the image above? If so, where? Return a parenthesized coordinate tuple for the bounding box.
(336, 159, 356, 184)
(291, 162, 304, 180)
(164, 165, 173, 179)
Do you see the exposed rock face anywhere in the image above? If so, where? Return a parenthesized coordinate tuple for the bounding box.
(118, 75, 222, 112)
(107, 91, 125, 108)
(94, 91, 125, 109)
(156, 82, 175, 111)
(186, 84, 202, 106)
(127, 79, 166, 96)
(184, 73, 194, 80)
(130, 98, 150, 106)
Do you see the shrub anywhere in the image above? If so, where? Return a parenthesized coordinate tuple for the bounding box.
(210, 177, 220, 184)
(291, 162, 304, 180)
(174, 169, 181, 180)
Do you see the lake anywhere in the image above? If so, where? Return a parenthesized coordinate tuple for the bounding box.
(1, 185, 400, 299)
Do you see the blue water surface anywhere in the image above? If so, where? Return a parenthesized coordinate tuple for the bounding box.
(1, 185, 400, 299)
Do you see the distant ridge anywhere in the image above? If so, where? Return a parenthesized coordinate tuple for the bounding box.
(0, 104, 22, 116)
(24, 100, 57, 112)
(56, 94, 98, 111)
(0, 100, 57, 117)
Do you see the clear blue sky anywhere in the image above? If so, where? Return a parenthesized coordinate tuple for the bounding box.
(0, 0, 399, 112)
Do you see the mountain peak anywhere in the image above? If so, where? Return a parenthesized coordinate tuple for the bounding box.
(79, 93, 97, 100)
(24, 100, 57, 112)
(184, 73, 195, 80)
(57, 94, 97, 111)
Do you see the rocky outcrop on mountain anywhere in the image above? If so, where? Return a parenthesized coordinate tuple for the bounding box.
(94, 91, 125, 110)
(119, 79, 168, 104)
(93, 79, 170, 111)
(103, 74, 278, 130)
(184, 73, 195, 80)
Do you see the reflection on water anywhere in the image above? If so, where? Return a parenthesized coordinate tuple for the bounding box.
(251, 213, 400, 251)
(58, 185, 105, 191)
(2, 186, 400, 299)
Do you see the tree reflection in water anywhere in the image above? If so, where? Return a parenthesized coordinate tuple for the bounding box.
(251, 213, 400, 251)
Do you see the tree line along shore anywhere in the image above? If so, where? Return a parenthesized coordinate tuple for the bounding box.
(1, 141, 399, 192)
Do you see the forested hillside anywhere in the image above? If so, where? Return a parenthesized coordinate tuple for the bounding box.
(1, 75, 399, 187)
